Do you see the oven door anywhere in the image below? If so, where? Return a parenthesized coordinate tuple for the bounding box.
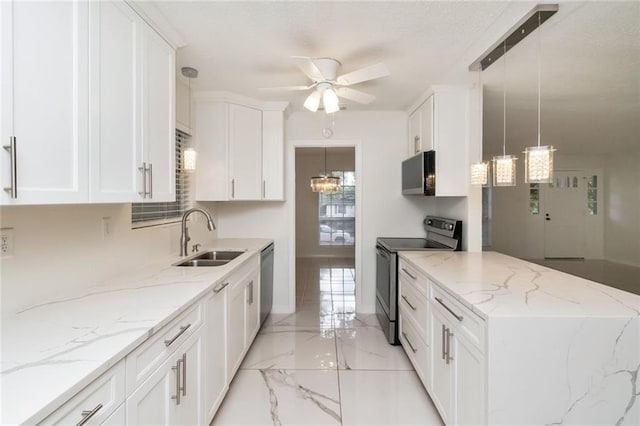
(375, 245, 396, 321)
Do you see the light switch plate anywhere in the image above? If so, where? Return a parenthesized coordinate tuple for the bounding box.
(1, 228, 14, 257)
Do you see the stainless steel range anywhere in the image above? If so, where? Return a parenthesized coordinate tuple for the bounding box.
(376, 216, 462, 344)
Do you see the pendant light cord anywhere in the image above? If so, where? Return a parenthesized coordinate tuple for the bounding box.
(537, 12, 542, 148)
(502, 41, 507, 157)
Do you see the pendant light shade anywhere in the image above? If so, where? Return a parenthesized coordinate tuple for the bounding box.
(310, 147, 340, 193)
(524, 11, 555, 183)
(322, 89, 340, 114)
(304, 90, 322, 112)
(183, 147, 197, 171)
(470, 161, 490, 186)
(492, 155, 517, 186)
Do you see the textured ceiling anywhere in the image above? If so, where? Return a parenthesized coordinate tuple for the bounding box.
(145, 1, 639, 154)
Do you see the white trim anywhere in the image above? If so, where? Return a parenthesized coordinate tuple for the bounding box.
(193, 91, 290, 113)
(287, 139, 363, 313)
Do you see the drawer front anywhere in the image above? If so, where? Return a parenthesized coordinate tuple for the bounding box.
(398, 278, 428, 341)
(398, 259, 429, 297)
(398, 309, 429, 386)
(39, 360, 125, 426)
(126, 300, 203, 393)
(431, 284, 486, 352)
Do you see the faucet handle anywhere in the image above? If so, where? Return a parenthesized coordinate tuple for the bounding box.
(192, 243, 201, 253)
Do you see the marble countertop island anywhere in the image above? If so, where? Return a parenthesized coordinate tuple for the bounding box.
(1, 238, 272, 425)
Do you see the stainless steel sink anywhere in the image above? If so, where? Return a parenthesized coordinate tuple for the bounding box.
(174, 249, 246, 267)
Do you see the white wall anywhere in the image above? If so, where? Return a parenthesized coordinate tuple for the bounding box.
(214, 111, 442, 314)
(295, 148, 355, 258)
(0, 203, 218, 315)
(605, 148, 640, 267)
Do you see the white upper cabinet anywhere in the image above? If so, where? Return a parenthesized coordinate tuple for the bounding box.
(194, 96, 288, 202)
(229, 104, 262, 200)
(90, 1, 175, 203)
(408, 87, 468, 196)
(1, 0, 89, 205)
(176, 78, 192, 134)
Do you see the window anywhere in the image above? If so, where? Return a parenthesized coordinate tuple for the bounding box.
(132, 129, 192, 227)
(587, 175, 598, 215)
(529, 183, 540, 214)
(319, 171, 355, 246)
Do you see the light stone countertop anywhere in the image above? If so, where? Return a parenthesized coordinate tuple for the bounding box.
(399, 251, 640, 319)
(0, 238, 273, 426)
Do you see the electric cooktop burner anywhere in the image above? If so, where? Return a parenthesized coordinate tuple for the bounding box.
(376, 237, 450, 252)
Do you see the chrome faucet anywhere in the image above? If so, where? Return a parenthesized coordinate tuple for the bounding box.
(180, 208, 216, 256)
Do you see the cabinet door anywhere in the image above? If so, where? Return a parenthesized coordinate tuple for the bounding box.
(89, 0, 141, 202)
(261, 110, 284, 200)
(229, 104, 261, 200)
(1, 0, 89, 205)
(420, 96, 434, 151)
(205, 283, 228, 423)
(175, 330, 203, 425)
(453, 334, 485, 425)
(101, 403, 125, 426)
(141, 24, 175, 202)
(430, 309, 453, 424)
(245, 273, 260, 346)
(227, 278, 246, 378)
(409, 108, 421, 155)
(195, 102, 229, 201)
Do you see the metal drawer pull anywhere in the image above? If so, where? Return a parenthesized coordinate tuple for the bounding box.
(446, 328, 453, 365)
(3, 136, 17, 199)
(181, 353, 187, 396)
(435, 297, 463, 322)
(442, 324, 446, 360)
(213, 282, 229, 294)
(172, 358, 182, 405)
(164, 323, 191, 347)
(401, 295, 417, 311)
(76, 403, 103, 426)
(401, 268, 417, 280)
(402, 331, 417, 354)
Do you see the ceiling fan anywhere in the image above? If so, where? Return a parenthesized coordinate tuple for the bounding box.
(259, 56, 390, 113)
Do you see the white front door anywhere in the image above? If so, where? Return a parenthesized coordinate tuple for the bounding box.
(543, 170, 586, 258)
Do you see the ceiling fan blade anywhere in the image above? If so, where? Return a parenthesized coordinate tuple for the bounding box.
(292, 56, 325, 82)
(336, 63, 390, 86)
(258, 85, 313, 92)
(336, 87, 376, 104)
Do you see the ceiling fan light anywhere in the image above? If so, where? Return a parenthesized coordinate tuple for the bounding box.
(323, 89, 340, 114)
(304, 91, 321, 112)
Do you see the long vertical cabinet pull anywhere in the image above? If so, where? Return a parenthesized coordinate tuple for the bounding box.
(138, 162, 148, 199)
(181, 353, 187, 396)
(446, 328, 453, 365)
(231, 179, 235, 198)
(247, 280, 254, 304)
(3, 137, 17, 199)
(171, 357, 183, 405)
(262, 180, 266, 198)
(442, 324, 446, 360)
(148, 163, 153, 199)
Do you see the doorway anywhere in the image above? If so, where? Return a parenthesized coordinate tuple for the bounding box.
(287, 140, 362, 315)
(543, 170, 586, 258)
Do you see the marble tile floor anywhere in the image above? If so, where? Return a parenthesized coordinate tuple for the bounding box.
(212, 257, 443, 426)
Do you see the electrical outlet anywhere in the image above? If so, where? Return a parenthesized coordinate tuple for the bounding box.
(1, 228, 14, 257)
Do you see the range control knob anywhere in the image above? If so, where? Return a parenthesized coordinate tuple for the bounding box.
(427, 220, 433, 226)
(448, 224, 454, 231)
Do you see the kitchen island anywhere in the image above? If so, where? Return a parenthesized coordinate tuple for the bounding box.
(398, 250, 639, 425)
(1, 238, 272, 425)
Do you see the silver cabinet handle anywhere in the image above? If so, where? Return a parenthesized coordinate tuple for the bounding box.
(435, 297, 463, 322)
(164, 324, 191, 347)
(402, 331, 417, 354)
(231, 179, 235, 198)
(401, 295, 417, 311)
(138, 162, 148, 198)
(263, 180, 266, 198)
(213, 282, 229, 294)
(445, 328, 453, 365)
(247, 280, 254, 304)
(171, 357, 182, 405)
(148, 163, 153, 199)
(3, 136, 17, 199)
(76, 403, 103, 426)
(181, 353, 187, 396)
(442, 324, 446, 360)
(414, 135, 420, 153)
(401, 267, 417, 280)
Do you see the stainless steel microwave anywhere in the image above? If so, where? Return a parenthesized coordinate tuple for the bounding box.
(402, 150, 435, 195)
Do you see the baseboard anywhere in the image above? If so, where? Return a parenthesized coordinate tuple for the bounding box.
(295, 253, 355, 259)
(603, 257, 640, 269)
(270, 305, 295, 314)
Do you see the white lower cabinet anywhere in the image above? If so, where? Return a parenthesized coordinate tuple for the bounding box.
(430, 308, 454, 423)
(204, 281, 229, 423)
(101, 403, 125, 425)
(126, 328, 203, 425)
(227, 274, 247, 378)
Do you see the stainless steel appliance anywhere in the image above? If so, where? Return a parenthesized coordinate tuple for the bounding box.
(376, 216, 462, 344)
(402, 150, 435, 195)
(260, 243, 274, 327)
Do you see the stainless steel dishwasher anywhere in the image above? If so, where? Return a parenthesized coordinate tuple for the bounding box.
(260, 243, 274, 326)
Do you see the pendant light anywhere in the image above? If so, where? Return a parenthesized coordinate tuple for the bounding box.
(181, 67, 198, 171)
(524, 12, 555, 183)
(471, 70, 490, 186)
(492, 42, 517, 187)
(310, 147, 340, 193)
